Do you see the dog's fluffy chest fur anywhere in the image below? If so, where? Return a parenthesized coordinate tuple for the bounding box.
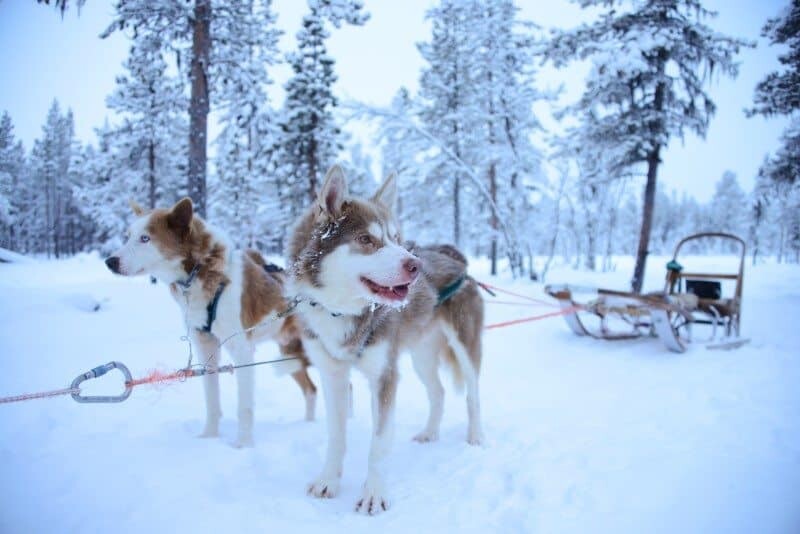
(304, 306, 358, 361)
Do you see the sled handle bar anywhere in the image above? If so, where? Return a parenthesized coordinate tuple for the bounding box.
(70, 361, 133, 403)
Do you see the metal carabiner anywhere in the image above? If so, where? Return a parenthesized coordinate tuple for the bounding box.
(70, 361, 133, 403)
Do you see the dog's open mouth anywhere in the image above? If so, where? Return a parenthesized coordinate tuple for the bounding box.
(360, 276, 410, 301)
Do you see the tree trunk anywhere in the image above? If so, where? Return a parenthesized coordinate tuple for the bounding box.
(631, 146, 660, 293)
(187, 0, 211, 218)
(488, 163, 498, 276)
(585, 230, 596, 271)
(453, 174, 460, 247)
(148, 140, 156, 209)
(307, 113, 319, 204)
(247, 124, 254, 248)
(631, 51, 666, 293)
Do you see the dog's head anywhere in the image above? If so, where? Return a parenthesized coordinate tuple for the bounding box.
(289, 165, 422, 314)
(105, 198, 196, 282)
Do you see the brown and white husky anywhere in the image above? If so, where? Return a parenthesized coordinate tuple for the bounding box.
(105, 198, 317, 448)
(287, 165, 485, 515)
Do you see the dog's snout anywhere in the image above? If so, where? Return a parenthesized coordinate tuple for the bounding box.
(403, 257, 422, 278)
(105, 256, 120, 274)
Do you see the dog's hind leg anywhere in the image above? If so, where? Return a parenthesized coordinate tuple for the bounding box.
(227, 337, 255, 448)
(442, 325, 484, 446)
(410, 331, 446, 443)
(281, 339, 317, 421)
(193, 331, 222, 438)
(291, 368, 317, 422)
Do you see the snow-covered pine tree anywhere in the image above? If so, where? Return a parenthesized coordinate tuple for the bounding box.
(757, 121, 800, 262)
(708, 171, 748, 244)
(547, 0, 749, 292)
(210, 0, 281, 250)
(749, 163, 773, 265)
(397, 0, 546, 276)
(37, 0, 85, 16)
(62, 137, 98, 254)
(378, 88, 436, 242)
(0, 112, 26, 251)
(341, 142, 375, 198)
(72, 123, 134, 253)
(28, 101, 81, 257)
(748, 1, 799, 262)
(554, 108, 629, 271)
(748, 0, 799, 119)
(473, 0, 546, 275)
(417, 0, 481, 249)
(105, 21, 187, 210)
(274, 0, 368, 227)
(102, 0, 218, 217)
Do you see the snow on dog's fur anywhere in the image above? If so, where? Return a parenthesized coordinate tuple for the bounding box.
(106, 198, 317, 447)
(287, 165, 485, 515)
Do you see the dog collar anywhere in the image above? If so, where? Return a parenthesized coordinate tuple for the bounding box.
(308, 300, 343, 317)
(175, 264, 201, 292)
(436, 274, 466, 307)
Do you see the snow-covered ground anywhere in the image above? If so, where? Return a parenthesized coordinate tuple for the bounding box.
(1, 253, 799, 533)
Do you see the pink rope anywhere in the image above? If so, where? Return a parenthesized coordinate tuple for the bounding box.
(477, 281, 558, 308)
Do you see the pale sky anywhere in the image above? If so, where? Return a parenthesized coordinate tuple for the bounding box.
(0, 0, 790, 202)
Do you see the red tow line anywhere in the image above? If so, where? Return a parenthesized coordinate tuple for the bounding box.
(476, 280, 583, 331)
(1, 282, 575, 404)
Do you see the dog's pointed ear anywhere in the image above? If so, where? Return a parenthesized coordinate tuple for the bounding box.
(129, 199, 146, 217)
(372, 171, 397, 211)
(167, 197, 193, 233)
(318, 165, 348, 218)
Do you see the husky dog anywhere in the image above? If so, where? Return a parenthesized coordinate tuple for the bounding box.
(287, 165, 484, 515)
(105, 198, 317, 447)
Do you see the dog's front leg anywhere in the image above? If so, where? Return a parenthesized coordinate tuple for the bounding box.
(227, 337, 255, 448)
(307, 343, 350, 499)
(356, 364, 398, 515)
(192, 331, 222, 438)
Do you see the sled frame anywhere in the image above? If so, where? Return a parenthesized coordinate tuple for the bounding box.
(545, 232, 747, 353)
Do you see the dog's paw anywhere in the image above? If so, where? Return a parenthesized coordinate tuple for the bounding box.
(412, 429, 439, 443)
(307, 475, 340, 499)
(355, 483, 390, 515)
(467, 429, 485, 446)
(232, 435, 254, 449)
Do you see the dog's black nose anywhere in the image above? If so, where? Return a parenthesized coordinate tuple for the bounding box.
(105, 256, 120, 274)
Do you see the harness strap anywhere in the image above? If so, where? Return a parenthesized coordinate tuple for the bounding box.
(200, 282, 227, 333)
(175, 263, 201, 291)
(437, 273, 466, 307)
(308, 300, 343, 317)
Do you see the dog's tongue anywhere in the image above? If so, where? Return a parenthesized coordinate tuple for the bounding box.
(362, 276, 410, 302)
(391, 284, 409, 299)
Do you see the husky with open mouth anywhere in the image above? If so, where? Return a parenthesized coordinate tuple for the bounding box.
(287, 165, 485, 515)
(105, 198, 317, 448)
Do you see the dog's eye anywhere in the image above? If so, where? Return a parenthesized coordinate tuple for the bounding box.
(357, 234, 373, 246)
(139, 235, 150, 244)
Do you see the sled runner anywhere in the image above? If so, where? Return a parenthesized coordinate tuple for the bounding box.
(545, 232, 748, 353)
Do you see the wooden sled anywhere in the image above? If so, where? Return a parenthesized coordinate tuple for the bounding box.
(546, 232, 749, 353)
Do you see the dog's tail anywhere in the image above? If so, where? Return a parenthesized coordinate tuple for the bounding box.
(441, 346, 465, 393)
(437, 277, 483, 395)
